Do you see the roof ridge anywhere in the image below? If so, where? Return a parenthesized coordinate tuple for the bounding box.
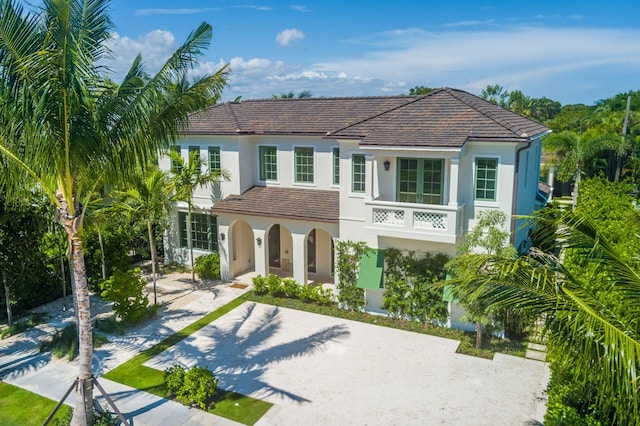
(224, 102, 242, 132)
(326, 89, 446, 136)
(443, 88, 532, 137)
(227, 94, 417, 103)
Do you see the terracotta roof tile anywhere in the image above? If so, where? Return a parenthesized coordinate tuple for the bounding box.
(211, 186, 339, 223)
(185, 88, 549, 148)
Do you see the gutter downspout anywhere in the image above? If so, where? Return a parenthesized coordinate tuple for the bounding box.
(511, 140, 532, 245)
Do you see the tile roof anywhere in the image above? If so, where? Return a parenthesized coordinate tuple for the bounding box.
(185, 88, 549, 148)
(211, 186, 339, 223)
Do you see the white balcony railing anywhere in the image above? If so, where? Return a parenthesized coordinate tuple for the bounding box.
(365, 199, 464, 243)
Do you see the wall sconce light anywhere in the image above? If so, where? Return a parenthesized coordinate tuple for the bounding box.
(220, 233, 225, 241)
(256, 237, 262, 247)
(384, 160, 391, 171)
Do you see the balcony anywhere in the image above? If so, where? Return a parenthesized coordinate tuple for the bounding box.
(364, 199, 464, 244)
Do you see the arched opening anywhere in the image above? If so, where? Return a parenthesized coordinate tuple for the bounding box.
(307, 228, 335, 284)
(229, 220, 255, 278)
(267, 223, 293, 277)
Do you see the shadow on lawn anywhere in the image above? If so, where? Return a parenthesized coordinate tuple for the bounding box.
(147, 302, 351, 404)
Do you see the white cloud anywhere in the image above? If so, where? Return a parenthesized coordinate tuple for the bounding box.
(275, 28, 305, 47)
(105, 30, 177, 79)
(234, 5, 272, 11)
(291, 5, 311, 12)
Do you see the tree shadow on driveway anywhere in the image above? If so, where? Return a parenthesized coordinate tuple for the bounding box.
(146, 302, 351, 404)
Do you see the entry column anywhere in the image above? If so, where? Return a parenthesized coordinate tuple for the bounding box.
(292, 233, 308, 285)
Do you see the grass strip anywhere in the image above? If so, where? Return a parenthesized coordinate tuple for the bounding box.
(245, 292, 527, 359)
(104, 295, 272, 425)
(0, 382, 69, 426)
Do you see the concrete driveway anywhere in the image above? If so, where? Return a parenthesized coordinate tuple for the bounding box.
(145, 302, 549, 425)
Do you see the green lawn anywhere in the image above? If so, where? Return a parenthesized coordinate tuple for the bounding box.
(0, 382, 69, 426)
(103, 294, 272, 425)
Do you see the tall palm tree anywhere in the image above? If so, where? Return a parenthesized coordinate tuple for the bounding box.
(116, 167, 172, 304)
(445, 211, 640, 423)
(545, 129, 620, 209)
(0, 1, 228, 424)
(169, 149, 230, 283)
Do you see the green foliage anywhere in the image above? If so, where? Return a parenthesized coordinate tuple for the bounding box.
(194, 253, 221, 281)
(408, 85, 436, 95)
(251, 274, 334, 305)
(83, 217, 133, 291)
(335, 240, 367, 311)
(0, 313, 48, 339)
(164, 364, 218, 410)
(93, 316, 125, 335)
(40, 324, 108, 361)
(52, 406, 119, 426)
(100, 268, 158, 324)
(382, 249, 449, 323)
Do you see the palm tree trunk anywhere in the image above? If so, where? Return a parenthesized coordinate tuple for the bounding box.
(475, 322, 483, 349)
(98, 227, 106, 281)
(58, 205, 93, 426)
(57, 230, 68, 308)
(147, 219, 158, 305)
(3, 269, 12, 327)
(572, 163, 581, 210)
(187, 204, 195, 284)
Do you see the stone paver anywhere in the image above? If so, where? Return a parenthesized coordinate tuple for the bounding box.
(1, 274, 550, 425)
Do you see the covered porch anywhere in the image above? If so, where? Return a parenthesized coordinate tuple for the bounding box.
(212, 186, 339, 286)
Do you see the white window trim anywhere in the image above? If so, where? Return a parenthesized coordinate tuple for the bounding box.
(258, 144, 279, 184)
(473, 154, 501, 207)
(292, 145, 316, 186)
(349, 152, 367, 197)
(331, 146, 340, 188)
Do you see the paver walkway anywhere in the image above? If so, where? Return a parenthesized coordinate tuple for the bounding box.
(0, 273, 247, 425)
(1, 273, 550, 425)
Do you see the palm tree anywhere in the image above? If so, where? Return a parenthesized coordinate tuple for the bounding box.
(445, 211, 640, 422)
(116, 167, 172, 304)
(169, 149, 230, 283)
(545, 129, 620, 209)
(0, 1, 228, 424)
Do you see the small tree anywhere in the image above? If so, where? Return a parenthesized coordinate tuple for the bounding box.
(447, 210, 516, 348)
(100, 268, 157, 324)
(169, 149, 230, 283)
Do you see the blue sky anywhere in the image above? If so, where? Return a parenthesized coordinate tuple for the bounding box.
(104, 0, 640, 105)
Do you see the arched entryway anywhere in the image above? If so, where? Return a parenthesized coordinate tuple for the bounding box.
(267, 224, 293, 277)
(307, 228, 335, 283)
(229, 220, 255, 277)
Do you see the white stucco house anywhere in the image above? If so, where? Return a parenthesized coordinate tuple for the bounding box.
(160, 87, 550, 317)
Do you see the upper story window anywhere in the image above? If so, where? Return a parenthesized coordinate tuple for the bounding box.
(475, 157, 498, 201)
(397, 158, 443, 205)
(189, 146, 201, 172)
(259, 146, 277, 181)
(208, 146, 221, 172)
(170, 145, 182, 173)
(333, 148, 340, 185)
(294, 147, 314, 183)
(352, 154, 366, 193)
(179, 212, 218, 252)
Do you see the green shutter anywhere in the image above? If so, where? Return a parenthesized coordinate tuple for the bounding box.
(356, 249, 385, 289)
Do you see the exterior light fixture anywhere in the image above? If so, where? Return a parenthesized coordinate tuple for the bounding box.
(256, 237, 262, 246)
(220, 233, 225, 241)
(384, 160, 391, 171)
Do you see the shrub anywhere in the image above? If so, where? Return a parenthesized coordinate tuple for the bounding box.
(93, 315, 125, 335)
(164, 364, 218, 410)
(252, 275, 268, 295)
(281, 278, 300, 298)
(194, 253, 221, 281)
(266, 274, 284, 297)
(100, 268, 158, 324)
(299, 284, 333, 305)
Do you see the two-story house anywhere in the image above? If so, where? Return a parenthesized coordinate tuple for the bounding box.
(160, 88, 550, 314)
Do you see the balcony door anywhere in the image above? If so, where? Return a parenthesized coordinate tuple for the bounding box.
(397, 158, 444, 205)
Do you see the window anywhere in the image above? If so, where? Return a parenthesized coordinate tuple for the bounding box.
(332, 148, 340, 185)
(208, 146, 221, 173)
(189, 146, 201, 172)
(259, 146, 277, 181)
(294, 147, 314, 183)
(397, 158, 443, 204)
(475, 158, 498, 201)
(170, 145, 182, 173)
(179, 212, 218, 252)
(352, 154, 366, 193)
